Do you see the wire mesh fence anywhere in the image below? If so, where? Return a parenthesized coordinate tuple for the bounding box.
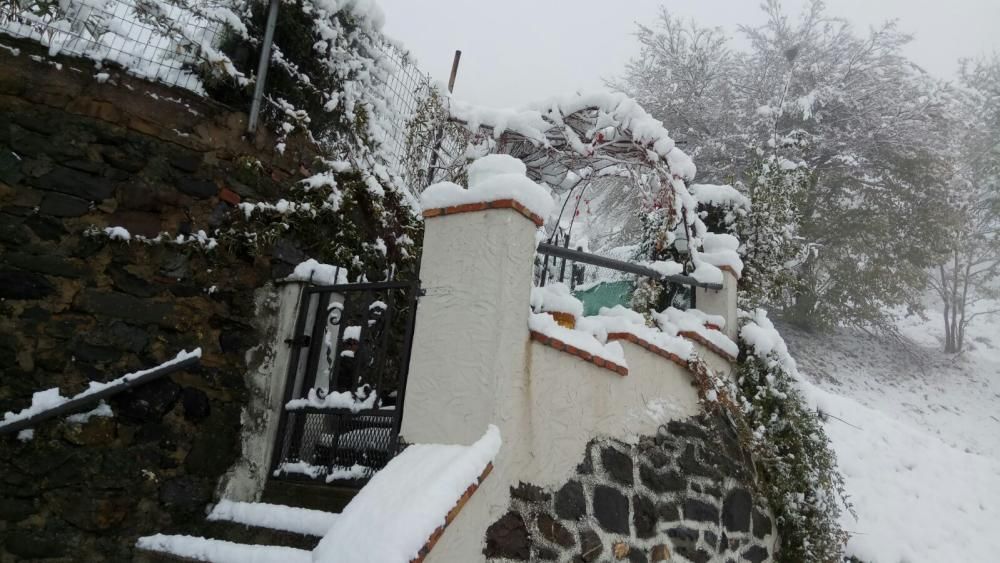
(0, 0, 460, 188)
(0, 0, 231, 93)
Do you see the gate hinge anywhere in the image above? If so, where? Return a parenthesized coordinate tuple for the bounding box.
(284, 334, 311, 347)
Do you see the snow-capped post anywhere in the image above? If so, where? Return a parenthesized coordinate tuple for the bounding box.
(400, 155, 553, 447)
(694, 267, 739, 340)
(691, 233, 742, 341)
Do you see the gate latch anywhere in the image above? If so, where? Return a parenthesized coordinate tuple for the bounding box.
(284, 334, 311, 347)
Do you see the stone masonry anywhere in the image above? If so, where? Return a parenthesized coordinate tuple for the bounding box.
(0, 38, 324, 561)
(484, 415, 776, 563)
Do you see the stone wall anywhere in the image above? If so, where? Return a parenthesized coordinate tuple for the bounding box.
(0, 38, 320, 561)
(483, 415, 776, 563)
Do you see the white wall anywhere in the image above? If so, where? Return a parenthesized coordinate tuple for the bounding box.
(401, 201, 739, 562)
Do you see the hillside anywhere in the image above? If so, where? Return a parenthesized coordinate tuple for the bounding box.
(777, 306, 1000, 562)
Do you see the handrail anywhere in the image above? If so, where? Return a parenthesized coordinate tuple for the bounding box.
(536, 243, 723, 290)
(0, 354, 201, 435)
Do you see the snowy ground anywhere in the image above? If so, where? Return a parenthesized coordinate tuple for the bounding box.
(778, 301, 1000, 562)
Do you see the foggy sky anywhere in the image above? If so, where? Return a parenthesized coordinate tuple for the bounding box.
(378, 0, 1000, 108)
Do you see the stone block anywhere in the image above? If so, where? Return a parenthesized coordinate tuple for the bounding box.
(537, 512, 574, 547)
(39, 192, 90, 217)
(722, 488, 752, 533)
(684, 498, 720, 522)
(578, 528, 603, 562)
(601, 445, 634, 486)
(593, 484, 629, 534)
(484, 511, 530, 560)
(554, 480, 586, 520)
(0, 268, 54, 299)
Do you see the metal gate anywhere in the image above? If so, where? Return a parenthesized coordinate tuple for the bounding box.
(270, 279, 420, 486)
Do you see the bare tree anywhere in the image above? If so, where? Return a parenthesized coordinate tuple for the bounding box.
(930, 57, 1000, 353)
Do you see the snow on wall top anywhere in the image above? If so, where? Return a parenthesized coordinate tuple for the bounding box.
(312, 425, 501, 563)
(420, 154, 555, 219)
(530, 282, 585, 319)
(694, 233, 744, 279)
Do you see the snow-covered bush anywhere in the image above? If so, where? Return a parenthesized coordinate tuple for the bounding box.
(736, 310, 851, 562)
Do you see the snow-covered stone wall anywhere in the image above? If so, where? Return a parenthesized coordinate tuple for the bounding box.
(0, 39, 330, 561)
(400, 168, 764, 562)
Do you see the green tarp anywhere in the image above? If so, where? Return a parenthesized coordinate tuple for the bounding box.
(572, 280, 635, 317)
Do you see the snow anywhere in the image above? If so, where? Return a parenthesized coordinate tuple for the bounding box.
(528, 312, 627, 369)
(682, 308, 727, 330)
(420, 155, 555, 220)
(285, 388, 377, 413)
(588, 306, 695, 361)
(746, 306, 1000, 562)
(688, 259, 724, 285)
(136, 534, 310, 563)
(273, 461, 326, 480)
(530, 282, 584, 318)
(0, 348, 200, 431)
(65, 401, 113, 424)
(286, 259, 349, 285)
(207, 500, 338, 538)
(449, 91, 697, 181)
(104, 226, 131, 241)
(643, 260, 684, 278)
(697, 233, 744, 278)
(326, 464, 370, 482)
(0, 0, 245, 95)
(313, 425, 501, 563)
(656, 307, 738, 359)
(689, 184, 751, 210)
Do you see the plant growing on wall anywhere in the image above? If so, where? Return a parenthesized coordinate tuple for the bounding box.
(735, 310, 852, 563)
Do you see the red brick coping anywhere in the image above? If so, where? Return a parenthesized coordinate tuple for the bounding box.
(606, 332, 689, 369)
(422, 198, 545, 227)
(411, 462, 493, 563)
(529, 330, 628, 376)
(678, 330, 737, 362)
(719, 264, 740, 280)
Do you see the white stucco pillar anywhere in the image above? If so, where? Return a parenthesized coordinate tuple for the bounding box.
(399, 204, 538, 446)
(694, 268, 739, 340)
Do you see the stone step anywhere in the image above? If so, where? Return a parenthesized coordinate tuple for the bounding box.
(261, 480, 359, 513)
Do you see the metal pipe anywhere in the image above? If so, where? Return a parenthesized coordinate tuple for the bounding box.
(536, 243, 723, 290)
(426, 50, 462, 186)
(247, 0, 281, 134)
(0, 355, 201, 435)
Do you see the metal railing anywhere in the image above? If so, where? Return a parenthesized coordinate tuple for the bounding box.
(0, 352, 200, 435)
(536, 243, 720, 313)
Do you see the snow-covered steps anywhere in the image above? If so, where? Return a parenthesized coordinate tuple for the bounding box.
(135, 500, 341, 562)
(207, 500, 338, 538)
(135, 534, 311, 563)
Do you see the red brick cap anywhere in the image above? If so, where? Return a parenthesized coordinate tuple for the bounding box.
(606, 332, 689, 369)
(422, 198, 544, 227)
(678, 330, 737, 362)
(410, 463, 493, 563)
(530, 330, 628, 376)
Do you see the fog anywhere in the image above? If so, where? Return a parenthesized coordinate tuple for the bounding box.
(380, 0, 1000, 107)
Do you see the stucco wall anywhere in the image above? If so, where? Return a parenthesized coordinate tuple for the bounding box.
(401, 201, 750, 562)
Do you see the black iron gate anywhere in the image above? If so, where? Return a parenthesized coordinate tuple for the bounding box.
(270, 279, 420, 486)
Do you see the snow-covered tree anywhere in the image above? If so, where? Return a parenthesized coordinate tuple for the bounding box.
(930, 56, 1000, 353)
(617, 1, 955, 331)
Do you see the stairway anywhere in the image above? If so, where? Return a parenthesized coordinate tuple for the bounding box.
(133, 489, 349, 562)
